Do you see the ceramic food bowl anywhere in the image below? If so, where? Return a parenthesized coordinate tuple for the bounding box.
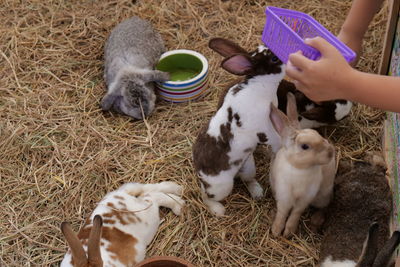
(135, 255, 196, 267)
(156, 49, 208, 103)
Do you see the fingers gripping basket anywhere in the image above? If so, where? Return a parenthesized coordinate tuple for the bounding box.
(261, 6, 356, 63)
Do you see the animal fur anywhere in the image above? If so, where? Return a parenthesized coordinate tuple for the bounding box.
(60, 182, 184, 267)
(193, 38, 285, 216)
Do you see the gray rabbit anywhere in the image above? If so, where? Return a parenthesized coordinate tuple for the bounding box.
(101, 17, 170, 119)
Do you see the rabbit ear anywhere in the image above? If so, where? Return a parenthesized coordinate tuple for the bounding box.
(357, 222, 380, 267)
(209, 38, 248, 57)
(100, 93, 119, 111)
(286, 92, 300, 129)
(143, 70, 170, 82)
(221, 55, 253, 76)
(61, 221, 88, 266)
(270, 102, 291, 138)
(87, 215, 103, 266)
(372, 230, 400, 267)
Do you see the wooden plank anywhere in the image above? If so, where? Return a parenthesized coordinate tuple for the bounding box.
(379, 0, 400, 74)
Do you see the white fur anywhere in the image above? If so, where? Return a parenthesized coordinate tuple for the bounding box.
(257, 45, 267, 53)
(212, 73, 284, 148)
(321, 256, 356, 267)
(201, 70, 285, 216)
(60, 182, 184, 267)
(305, 103, 315, 111)
(270, 149, 335, 236)
(335, 101, 352, 121)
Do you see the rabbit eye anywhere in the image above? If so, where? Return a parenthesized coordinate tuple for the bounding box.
(271, 56, 279, 63)
(301, 144, 309, 150)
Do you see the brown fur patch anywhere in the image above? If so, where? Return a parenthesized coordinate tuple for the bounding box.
(103, 219, 116, 224)
(206, 192, 215, 199)
(114, 195, 124, 200)
(201, 179, 210, 189)
(75, 218, 139, 266)
(257, 132, 268, 143)
(232, 84, 243, 95)
(107, 202, 116, 208)
(227, 107, 233, 122)
(117, 201, 127, 208)
(77, 226, 91, 246)
(103, 203, 140, 225)
(200, 179, 216, 198)
(277, 79, 297, 113)
(102, 226, 138, 266)
(193, 120, 234, 176)
(233, 113, 242, 127)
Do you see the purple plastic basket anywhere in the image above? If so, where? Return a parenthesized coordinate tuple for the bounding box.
(261, 6, 356, 64)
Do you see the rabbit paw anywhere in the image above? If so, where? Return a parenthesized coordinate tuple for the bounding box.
(310, 210, 326, 232)
(169, 194, 185, 215)
(283, 223, 298, 238)
(271, 220, 284, 237)
(247, 182, 263, 199)
(205, 200, 226, 217)
(159, 181, 183, 196)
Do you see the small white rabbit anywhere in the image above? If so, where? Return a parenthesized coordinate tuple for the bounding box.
(60, 181, 185, 267)
(269, 92, 336, 237)
(101, 16, 170, 119)
(192, 38, 285, 216)
(319, 153, 399, 267)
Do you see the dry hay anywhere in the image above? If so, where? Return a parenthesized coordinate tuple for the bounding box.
(0, 0, 388, 266)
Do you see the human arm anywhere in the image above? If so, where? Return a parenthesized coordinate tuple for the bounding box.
(286, 37, 400, 113)
(337, 0, 384, 63)
(350, 71, 400, 112)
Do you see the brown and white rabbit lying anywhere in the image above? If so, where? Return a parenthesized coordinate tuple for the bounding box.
(269, 92, 336, 237)
(192, 38, 285, 216)
(319, 153, 399, 267)
(60, 182, 184, 267)
(101, 16, 170, 119)
(277, 79, 353, 129)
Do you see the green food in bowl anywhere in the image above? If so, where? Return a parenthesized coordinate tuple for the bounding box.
(156, 53, 203, 82)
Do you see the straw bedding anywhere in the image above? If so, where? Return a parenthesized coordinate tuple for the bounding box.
(0, 0, 388, 266)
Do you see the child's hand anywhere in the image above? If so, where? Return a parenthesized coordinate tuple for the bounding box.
(286, 37, 355, 102)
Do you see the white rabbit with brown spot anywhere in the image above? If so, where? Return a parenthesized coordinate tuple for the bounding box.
(269, 92, 336, 237)
(101, 16, 170, 119)
(192, 38, 285, 216)
(60, 181, 184, 267)
(318, 153, 399, 267)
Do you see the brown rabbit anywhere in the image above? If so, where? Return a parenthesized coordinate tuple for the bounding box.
(319, 153, 399, 267)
